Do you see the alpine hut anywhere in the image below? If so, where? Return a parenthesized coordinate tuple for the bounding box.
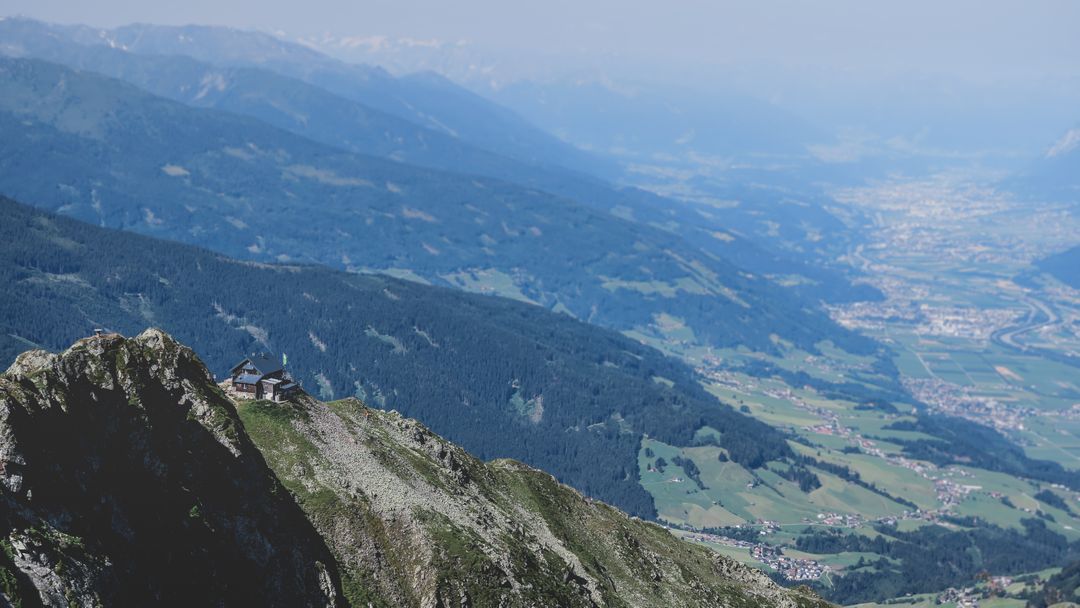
(229, 353, 299, 401)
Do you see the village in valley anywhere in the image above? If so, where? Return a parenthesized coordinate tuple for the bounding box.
(631, 178, 1080, 606)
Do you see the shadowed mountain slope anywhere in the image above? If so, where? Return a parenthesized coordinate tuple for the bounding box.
(0, 195, 801, 518)
(0, 56, 878, 358)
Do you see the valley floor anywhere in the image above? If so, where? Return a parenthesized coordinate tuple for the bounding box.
(625, 175, 1080, 606)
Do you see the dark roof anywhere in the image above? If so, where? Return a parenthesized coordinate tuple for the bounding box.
(233, 373, 262, 384)
(230, 353, 283, 376)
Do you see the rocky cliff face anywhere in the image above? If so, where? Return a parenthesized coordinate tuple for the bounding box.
(0, 329, 343, 607)
(0, 330, 831, 608)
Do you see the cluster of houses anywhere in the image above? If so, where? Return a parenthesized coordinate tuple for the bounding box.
(228, 353, 300, 402)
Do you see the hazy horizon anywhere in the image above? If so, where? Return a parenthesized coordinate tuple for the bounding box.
(4, 1, 1079, 83)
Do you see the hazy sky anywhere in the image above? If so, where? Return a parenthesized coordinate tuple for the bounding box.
(5, 0, 1079, 81)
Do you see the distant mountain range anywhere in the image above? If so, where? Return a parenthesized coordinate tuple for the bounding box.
(489, 79, 823, 163)
(0, 55, 877, 358)
(997, 125, 1080, 202)
(1037, 243, 1080, 289)
(0, 17, 615, 178)
(1031, 127, 1080, 200)
(0, 16, 878, 306)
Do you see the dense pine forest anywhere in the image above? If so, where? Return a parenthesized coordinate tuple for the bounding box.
(0, 196, 796, 517)
(798, 518, 1079, 603)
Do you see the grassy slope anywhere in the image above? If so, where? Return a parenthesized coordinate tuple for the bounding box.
(238, 394, 833, 608)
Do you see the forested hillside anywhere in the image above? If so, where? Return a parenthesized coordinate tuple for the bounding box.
(1027, 559, 1080, 607)
(0, 56, 877, 358)
(1038, 244, 1080, 289)
(0, 196, 798, 517)
(797, 519, 1078, 604)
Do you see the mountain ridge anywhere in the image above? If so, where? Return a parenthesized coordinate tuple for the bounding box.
(0, 328, 833, 607)
(0, 55, 877, 358)
(0, 17, 615, 178)
(1037, 243, 1080, 289)
(1005, 124, 1080, 201)
(0, 17, 879, 306)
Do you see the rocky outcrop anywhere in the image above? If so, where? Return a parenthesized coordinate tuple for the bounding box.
(0, 331, 831, 607)
(0, 330, 343, 607)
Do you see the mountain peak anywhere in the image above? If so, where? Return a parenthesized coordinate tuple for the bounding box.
(3, 327, 246, 457)
(0, 328, 343, 606)
(1047, 127, 1080, 158)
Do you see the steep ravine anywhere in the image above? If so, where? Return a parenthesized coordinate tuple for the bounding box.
(0, 330, 831, 607)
